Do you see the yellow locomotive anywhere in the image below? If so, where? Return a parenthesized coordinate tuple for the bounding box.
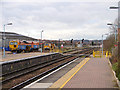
(44, 43, 56, 50)
(9, 40, 39, 53)
(9, 41, 19, 51)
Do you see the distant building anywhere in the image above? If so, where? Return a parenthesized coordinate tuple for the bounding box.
(0, 32, 38, 51)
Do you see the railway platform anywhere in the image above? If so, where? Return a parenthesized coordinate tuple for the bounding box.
(0, 52, 50, 61)
(25, 56, 119, 89)
(49, 57, 118, 89)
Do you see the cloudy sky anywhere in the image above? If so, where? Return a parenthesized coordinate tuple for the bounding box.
(0, 0, 119, 40)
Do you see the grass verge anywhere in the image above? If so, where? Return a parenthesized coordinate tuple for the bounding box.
(112, 62, 120, 81)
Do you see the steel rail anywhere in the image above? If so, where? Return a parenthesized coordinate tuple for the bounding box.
(2, 56, 71, 84)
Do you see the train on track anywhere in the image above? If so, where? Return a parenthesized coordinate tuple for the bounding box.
(9, 40, 56, 53)
(44, 43, 56, 50)
(9, 40, 39, 53)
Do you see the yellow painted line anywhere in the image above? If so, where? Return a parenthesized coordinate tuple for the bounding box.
(0, 77, 3, 80)
(49, 58, 90, 88)
(60, 58, 90, 88)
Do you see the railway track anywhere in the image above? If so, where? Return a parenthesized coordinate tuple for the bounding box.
(2, 56, 69, 84)
(63, 48, 88, 54)
(63, 47, 94, 56)
(1, 47, 98, 89)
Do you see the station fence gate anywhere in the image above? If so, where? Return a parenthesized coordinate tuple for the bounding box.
(93, 50, 111, 58)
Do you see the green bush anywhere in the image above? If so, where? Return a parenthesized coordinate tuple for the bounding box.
(112, 62, 118, 72)
(112, 62, 120, 80)
(118, 73, 120, 81)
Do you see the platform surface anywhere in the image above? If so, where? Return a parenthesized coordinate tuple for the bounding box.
(50, 57, 118, 89)
(23, 58, 84, 89)
(0, 51, 50, 61)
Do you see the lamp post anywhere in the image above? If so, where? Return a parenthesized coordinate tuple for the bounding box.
(102, 33, 109, 57)
(107, 23, 117, 42)
(41, 30, 43, 54)
(109, 3, 120, 74)
(58, 39, 61, 53)
(3, 23, 12, 58)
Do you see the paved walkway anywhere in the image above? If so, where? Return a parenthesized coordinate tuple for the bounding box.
(50, 57, 118, 89)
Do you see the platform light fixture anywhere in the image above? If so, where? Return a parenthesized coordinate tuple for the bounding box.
(110, 6, 119, 9)
(107, 23, 117, 41)
(107, 23, 113, 25)
(6, 23, 12, 25)
(3, 23, 12, 58)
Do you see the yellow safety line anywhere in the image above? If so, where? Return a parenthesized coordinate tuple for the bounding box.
(59, 58, 90, 89)
(0, 77, 3, 80)
(49, 58, 90, 89)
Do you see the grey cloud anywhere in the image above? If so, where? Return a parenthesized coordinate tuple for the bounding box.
(1, 2, 118, 39)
